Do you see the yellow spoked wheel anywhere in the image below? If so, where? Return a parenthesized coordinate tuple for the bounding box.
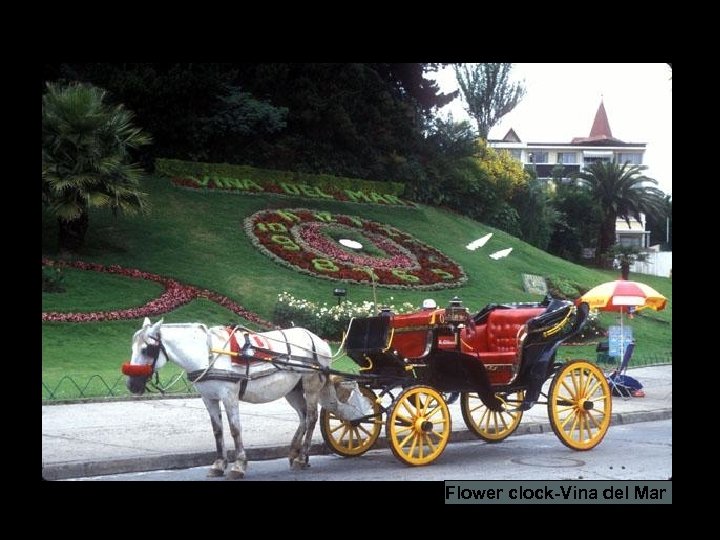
(548, 360, 612, 451)
(460, 390, 525, 442)
(386, 385, 451, 466)
(320, 386, 382, 457)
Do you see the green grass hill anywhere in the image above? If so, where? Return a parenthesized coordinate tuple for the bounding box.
(42, 177, 671, 400)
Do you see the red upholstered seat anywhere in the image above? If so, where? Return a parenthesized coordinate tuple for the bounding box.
(466, 308, 543, 384)
(477, 308, 545, 362)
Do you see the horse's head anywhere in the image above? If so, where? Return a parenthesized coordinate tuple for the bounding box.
(122, 317, 167, 394)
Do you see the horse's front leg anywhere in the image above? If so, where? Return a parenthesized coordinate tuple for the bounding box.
(223, 393, 247, 479)
(202, 396, 227, 477)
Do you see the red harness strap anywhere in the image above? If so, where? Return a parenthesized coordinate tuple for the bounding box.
(227, 327, 244, 361)
(226, 327, 275, 365)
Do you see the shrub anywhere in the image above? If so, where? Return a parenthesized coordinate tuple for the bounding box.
(546, 275, 585, 300)
(155, 158, 406, 197)
(273, 292, 418, 341)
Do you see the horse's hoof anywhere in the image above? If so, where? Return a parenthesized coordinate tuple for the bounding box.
(228, 469, 245, 480)
(207, 468, 225, 477)
(291, 458, 310, 470)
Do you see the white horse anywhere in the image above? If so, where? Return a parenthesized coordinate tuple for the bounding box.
(123, 317, 372, 479)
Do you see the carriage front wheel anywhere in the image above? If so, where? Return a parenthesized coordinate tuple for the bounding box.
(548, 359, 612, 451)
(320, 386, 382, 457)
(460, 390, 524, 442)
(386, 385, 451, 466)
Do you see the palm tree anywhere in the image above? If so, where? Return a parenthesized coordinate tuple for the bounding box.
(573, 160, 666, 265)
(609, 244, 649, 280)
(42, 82, 152, 252)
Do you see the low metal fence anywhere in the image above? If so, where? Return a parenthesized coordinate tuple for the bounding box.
(42, 353, 671, 403)
(42, 373, 199, 403)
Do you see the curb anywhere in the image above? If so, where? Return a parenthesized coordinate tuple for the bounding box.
(42, 408, 672, 481)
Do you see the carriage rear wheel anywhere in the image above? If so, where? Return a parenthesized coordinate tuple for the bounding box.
(460, 390, 524, 442)
(548, 359, 612, 451)
(320, 386, 382, 457)
(386, 385, 451, 466)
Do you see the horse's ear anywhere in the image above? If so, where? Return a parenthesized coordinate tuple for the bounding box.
(143, 317, 152, 328)
(149, 318, 163, 334)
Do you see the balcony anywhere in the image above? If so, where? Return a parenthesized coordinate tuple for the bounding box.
(531, 164, 581, 179)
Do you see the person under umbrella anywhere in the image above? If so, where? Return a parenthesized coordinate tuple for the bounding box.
(578, 279, 668, 398)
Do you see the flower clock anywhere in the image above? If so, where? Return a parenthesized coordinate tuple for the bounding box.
(245, 208, 466, 289)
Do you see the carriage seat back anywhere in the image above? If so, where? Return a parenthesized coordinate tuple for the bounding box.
(345, 315, 391, 354)
(387, 309, 444, 359)
(478, 308, 545, 359)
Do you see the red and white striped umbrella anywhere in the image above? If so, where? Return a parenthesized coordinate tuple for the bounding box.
(578, 279, 667, 312)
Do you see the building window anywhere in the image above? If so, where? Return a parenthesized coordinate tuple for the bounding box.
(583, 150, 613, 165)
(557, 152, 577, 164)
(509, 149, 522, 161)
(617, 235, 643, 248)
(584, 156, 611, 165)
(529, 151, 548, 163)
(616, 152, 643, 165)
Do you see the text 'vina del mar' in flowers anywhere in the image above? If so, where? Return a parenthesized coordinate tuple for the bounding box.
(172, 175, 415, 206)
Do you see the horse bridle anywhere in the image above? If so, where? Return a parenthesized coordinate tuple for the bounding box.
(142, 332, 169, 390)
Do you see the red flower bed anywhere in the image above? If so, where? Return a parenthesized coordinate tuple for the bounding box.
(41, 258, 271, 327)
(244, 209, 466, 290)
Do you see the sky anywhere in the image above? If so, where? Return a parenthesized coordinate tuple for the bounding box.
(431, 63, 672, 196)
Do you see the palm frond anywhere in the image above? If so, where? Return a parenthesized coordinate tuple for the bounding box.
(42, 81, 153, 227)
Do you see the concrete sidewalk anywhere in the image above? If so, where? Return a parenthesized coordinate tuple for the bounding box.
(42, 365, 672, 480)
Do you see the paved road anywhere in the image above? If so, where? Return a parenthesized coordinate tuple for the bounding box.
(43, 365, 672, 480)
(68, 419, 671, 481)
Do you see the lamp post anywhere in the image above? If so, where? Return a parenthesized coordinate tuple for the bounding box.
(338, 238, 380, 313)
(333, 288, 347, 306)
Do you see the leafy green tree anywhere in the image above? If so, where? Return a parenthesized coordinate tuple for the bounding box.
(454, 63, 526, 139)
(474, 143, 528, 198)
(44, 63, 458, 184)
(46, 63, 236, 163)
(372, 63, 458, 115)
(511, 177, 558, 250)
(199, 87, 288, 163)
(42, 82, 152, 252)
(548, 183, 602, 262)
(239, 63, 454, 181)
(572, 160, 666, 264)
(647, 194, 672, 250)
(411, 117, 481, 208)
(411, 123, 530, 235)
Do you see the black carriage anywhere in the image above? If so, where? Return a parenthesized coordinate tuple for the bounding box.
(319, 297, 612, 466)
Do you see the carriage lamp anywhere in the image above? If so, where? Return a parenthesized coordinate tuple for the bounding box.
(333, 288, 347, 305)
(445, 296, 470, 323)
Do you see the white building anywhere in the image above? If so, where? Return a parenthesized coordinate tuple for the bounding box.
(490, 101, 653, 251)
(488, 101, 646, 183)
(616, 215, 650, 249)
